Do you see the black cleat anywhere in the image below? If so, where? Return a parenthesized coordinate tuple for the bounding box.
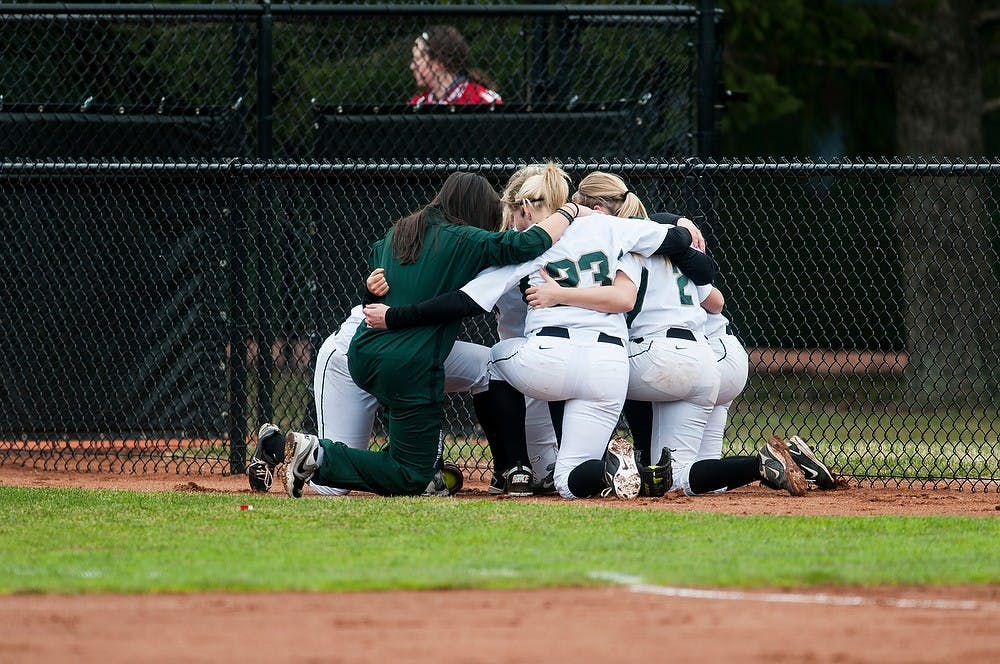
(759, 435, 808, 496)
(247, 423, 284, 493)
(787, 435, 836, 490)
(502, 464, 534, 497)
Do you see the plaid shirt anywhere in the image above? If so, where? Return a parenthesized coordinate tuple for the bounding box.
(408, 77, 503, 107)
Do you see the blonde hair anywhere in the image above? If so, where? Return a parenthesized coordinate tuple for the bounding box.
(500, 164, 546, 230)
(514, 162, 569, 220)
(572, 171, 647, 218)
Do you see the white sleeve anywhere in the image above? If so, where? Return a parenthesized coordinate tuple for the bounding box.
(459, 265, 523, 311)
(618, 252, 644, 286)
(615, 217, 670, 257)
(696, 284, 714, 303)
(460, 240, 574, 310)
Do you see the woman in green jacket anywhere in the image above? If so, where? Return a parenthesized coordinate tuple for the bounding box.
(284, 171, 585, 497)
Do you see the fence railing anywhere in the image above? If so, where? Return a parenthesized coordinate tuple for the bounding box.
(1, 159, 997, 490)
(0, 2, 720, 159)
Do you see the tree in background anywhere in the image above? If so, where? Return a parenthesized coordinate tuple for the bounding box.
(720, 0, 999, 408)
(888, 0, 999, 407)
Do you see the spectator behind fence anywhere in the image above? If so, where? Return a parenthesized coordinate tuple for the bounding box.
(408, 25, 503, 107)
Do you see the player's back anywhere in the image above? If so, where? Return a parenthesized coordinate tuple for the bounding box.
(522, 215, 641, 339)
(628, 255, 707, 339)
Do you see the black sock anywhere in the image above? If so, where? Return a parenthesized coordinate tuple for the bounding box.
(688, 456, 759, 494)
(473, 390, 506, 474)
(547, 400, 566, 445)
(567, 459, 606, 497)
(622, 400, 652, 465)
(478, 380, 529, 470)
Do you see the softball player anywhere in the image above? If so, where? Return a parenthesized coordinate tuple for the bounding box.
(283, 172, 583, 498)
(488, 166, 559, 491)
(248, 304, 488, 496)
(571, 173, 834, 495)
(309, 306, 490, 495)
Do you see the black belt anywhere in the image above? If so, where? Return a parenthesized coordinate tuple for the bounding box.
(631, 327, 697, 344)
(537, 326, 624, 347)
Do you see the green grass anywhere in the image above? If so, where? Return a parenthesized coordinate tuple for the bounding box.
(2, 487, 998, 594)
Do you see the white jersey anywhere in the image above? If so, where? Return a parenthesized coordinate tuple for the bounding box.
(627, 256, 710, 339)
(494, 286, 528, 340)
(461, 213, 669, 337)
(703, 311, 731, 339)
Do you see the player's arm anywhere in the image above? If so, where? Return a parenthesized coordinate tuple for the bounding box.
(525, 269, 637, 313)
(363, 290, 486, 329)
(700, 285, 725, 314)
(363, 260, 527, 330)
(647, 217, 716, 285)
(476, 203, 594, 266)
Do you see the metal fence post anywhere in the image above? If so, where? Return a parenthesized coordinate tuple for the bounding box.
(226, 174, 250, 474)
(693, 0, 720, 246)
(255, 1, 275, 427)
(696, 0, 718, 159)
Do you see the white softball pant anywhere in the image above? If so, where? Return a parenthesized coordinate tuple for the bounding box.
(489, 330, 628, 499)
(627, 333, 721, 494)
(525, 397, 558, 480)
(699, 333, 750, 461)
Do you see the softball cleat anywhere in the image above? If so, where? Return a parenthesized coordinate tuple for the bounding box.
(284, 432, 321, 499)
(786, 435, 837, 490)
(759, 435, 808, 497)
(603, 437, 641, 499)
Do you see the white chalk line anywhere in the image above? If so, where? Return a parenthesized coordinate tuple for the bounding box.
(587, 572, 1000, 612)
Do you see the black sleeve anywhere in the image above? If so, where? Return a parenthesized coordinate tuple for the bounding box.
(670, 248, 717, 286)
(653, 225, 693, 256)
(385, 290, 488, 329)
(652, 226, 717, 285)
(361, 284, 382, 305)
(648, 211, 683, 225)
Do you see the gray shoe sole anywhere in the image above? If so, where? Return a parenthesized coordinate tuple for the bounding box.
(607, 438, 641, 500)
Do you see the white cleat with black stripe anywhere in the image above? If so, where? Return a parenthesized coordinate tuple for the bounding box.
(786, 434, 837, 490)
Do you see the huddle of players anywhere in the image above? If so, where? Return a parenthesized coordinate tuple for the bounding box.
(249, 164, 836, 499)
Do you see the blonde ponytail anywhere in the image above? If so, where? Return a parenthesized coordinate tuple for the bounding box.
(572, 171, 647, 218)
(515, 161, 569, 217)
(500, 164, 546, 230)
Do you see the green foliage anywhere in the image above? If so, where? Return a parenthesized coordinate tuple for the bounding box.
(720, 0, 886, 154)
(1, 487, 998, 593)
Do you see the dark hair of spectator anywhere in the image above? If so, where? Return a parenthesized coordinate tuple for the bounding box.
(419, 25, 498, 91)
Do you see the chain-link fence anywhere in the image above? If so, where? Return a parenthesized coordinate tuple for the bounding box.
(1, 160, 998, 489)
(0, 2, 717, 159)
(2, 4, 996, 489)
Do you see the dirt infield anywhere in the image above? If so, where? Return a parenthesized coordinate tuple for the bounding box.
(2, 465, 998, 516)
(2, 465, 999, 663)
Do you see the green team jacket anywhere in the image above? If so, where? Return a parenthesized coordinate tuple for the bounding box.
(348, 210, 552, 407)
